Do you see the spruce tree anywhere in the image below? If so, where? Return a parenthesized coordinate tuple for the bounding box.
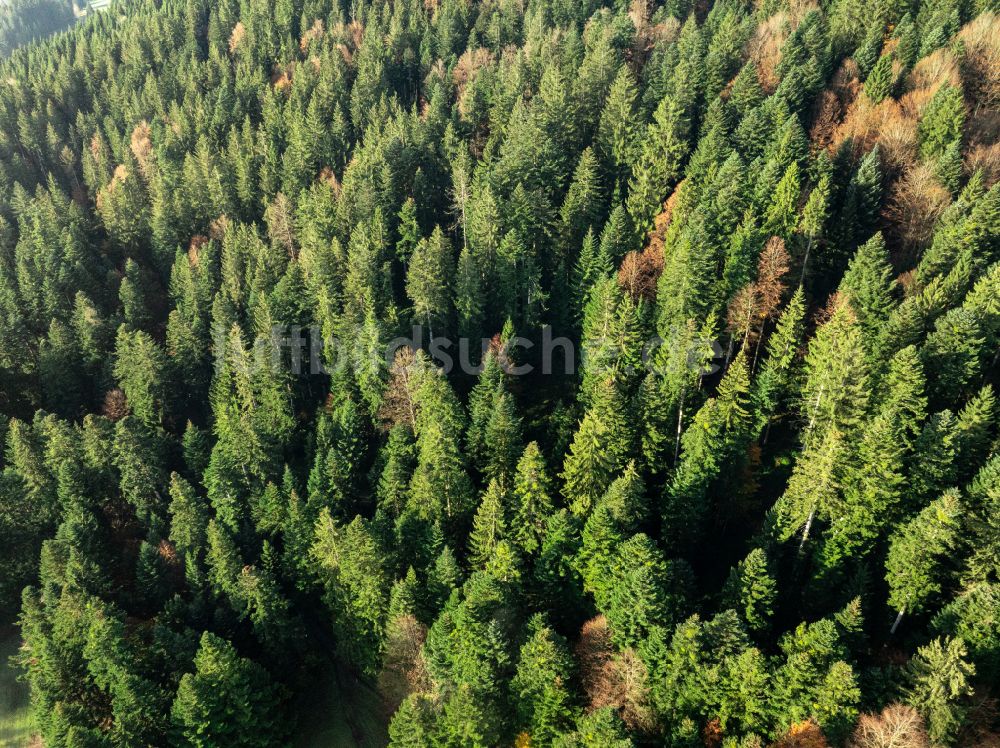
(511, 615, 579, 746)
(864, 53, 895, 103)
(918, 83, 966, 160)
(469, 479, 510, 569)
(906, 636, 975, 745)
(886, 490, 961, 633)
(513, 442, 555, 556)
(171, 632, 284, 748)
(722, 548, 778, 632)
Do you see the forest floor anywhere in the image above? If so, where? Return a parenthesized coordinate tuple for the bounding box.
(0, 628, 36, 748)
(293, 661, 388, 747)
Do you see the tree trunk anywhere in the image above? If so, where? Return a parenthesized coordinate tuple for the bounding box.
(798, 507, 815, 553)
(890, 607, 905, 635)
(674, 391, 686, 465)
(799, 236, 813, 286)
(806, 384, 825, 434)
(751, 322, 766, 373)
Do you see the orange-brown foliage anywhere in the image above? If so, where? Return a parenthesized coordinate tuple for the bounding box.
(745, 3, 818, 92)
(319, 166, 341, 195)
(328, 19, 364, 64)
(958, 13, 1000, 112)
(575, 616, 652, 731)
(757, 237, 791, 317)
(784, 0, 821, 24)
(967, 140, 1000, 187)
(209, 215, 229, 242)
(271, 63, 294, 91)
(906, 47, 962, 106)
(348, 19, 364, 47)
(771, 720, 830, 747)
(188, 235, 208, 267)
(102, 388, 129, 421)
(644, 178, 686, 260)
(89, 132, 105, 161)
(747, 12, 791, 93)
(157, 538, 179, 566)
(829, 45, 960, 174)
(848, 704, 929, 748)
(336, 43, 353, 65)
(94, 164, 128, 212)
(453, 47, 494, 115)
(810, 90, 845, 150)
(229, 22, 245, 54)
(883, 163, 951, 253)
(129, 121, 152, 175)
(618, 244, 664, 302)
(810, 60, 861, 149)
(629, 0, 679, 60)
(727, 237, 789, 346)
(703, 718, 724, 748)
(300, 19, 325, 52)
(831, 96, 917, 174)
(453, 47, 493, 90)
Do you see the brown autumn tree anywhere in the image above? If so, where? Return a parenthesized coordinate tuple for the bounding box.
(377, 614, 429, 713)
(102, 388, 129, 421)
(129, 121, 153, 179)
(228, 21, 246, 54)
(727, 237, 790, 351)
(300, 19, 325, 51)
(575, 616, 653, 731)
(771, 720, 830, 748)
(883, 163, 952, 254)
(618, 245, 664, 302)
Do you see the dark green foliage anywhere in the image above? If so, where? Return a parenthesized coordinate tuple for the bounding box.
(0, 0, 997, 746)
(864, 53, 896, 103)
(171, 632, 285, 747)
(919, 83, 966, 160)
(722, 548, 777, 632)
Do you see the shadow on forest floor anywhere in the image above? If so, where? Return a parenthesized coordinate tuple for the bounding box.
(293, 661, 388, 748)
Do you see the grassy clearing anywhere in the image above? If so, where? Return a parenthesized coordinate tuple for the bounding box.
(0, 628, 35, 748)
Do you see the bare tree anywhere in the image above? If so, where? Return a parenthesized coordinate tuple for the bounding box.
(848, 704, 930, 748)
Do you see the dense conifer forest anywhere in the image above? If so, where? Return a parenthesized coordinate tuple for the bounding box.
(0, 0, 998, 743)
(0, 0, 75, 57)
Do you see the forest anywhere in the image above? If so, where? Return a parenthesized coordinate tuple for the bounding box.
(0, 0, 75, 57)
(0, 0, 997, 744)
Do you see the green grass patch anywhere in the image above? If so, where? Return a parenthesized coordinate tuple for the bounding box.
(0, 628, 35, 748)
